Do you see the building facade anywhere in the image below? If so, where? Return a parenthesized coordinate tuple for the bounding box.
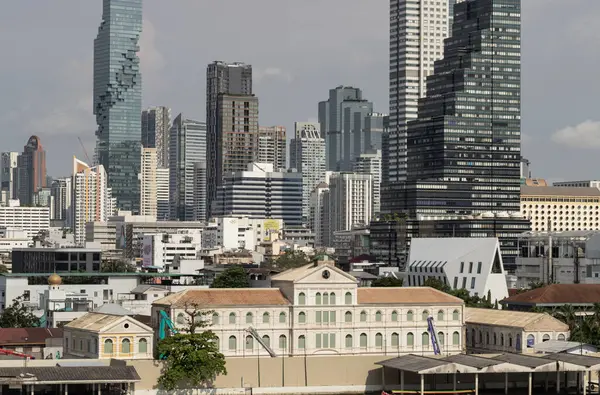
(553, 180, 600, 189)
(156, 168, 169, 221)
(11, 246, 102, 274)
(328, 173, 373, 243)
(0, 201, 50, 238)
(258, 126, 286, 171)
(140, 148, 158, 218)
(93, 0, 143, 212)
(310, 182, 330, 247)
(141, 106, 171, 168)
(17, 136, 47, 206)
(353, 150, 382, 216)
(141, 232, 202, 270)
(0, 152, 18, 201)
(51, 178, 72, 227)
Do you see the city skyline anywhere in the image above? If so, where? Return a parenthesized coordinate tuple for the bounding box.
(0, 1, 597, 183)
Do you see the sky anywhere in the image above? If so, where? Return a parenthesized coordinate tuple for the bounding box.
(0, 0, 598, 182)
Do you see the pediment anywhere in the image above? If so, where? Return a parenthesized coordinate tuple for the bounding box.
(295, 264, 358, 285)
(103, 317, 153, 334)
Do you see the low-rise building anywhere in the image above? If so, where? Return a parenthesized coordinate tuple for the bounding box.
(501, 284, 600, 313)
(0, 200, 50, 238)
(203, 217, 282, 251)
(11, 245, 102, 273)
(141, 231, 202, 270)
(0, 328, 63, 360)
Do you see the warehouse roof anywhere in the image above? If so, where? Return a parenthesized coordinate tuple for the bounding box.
(502, 284, 600, 306)
(465, 307, 568, 331)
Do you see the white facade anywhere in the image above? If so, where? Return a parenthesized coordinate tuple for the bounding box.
(328, 173, 372, 243)
(141, 231, 202, 269)
(257, 126, 287, 172)
(290, 122, 326, 222)
(0, 200, 50, 238)
(0, 228, 29, 255)
(203, 217, 283, 251)
(51, 177, 72, 227)
(140, 148, 158, 218)
(553, 180, 600, 189)
(156, 168, 169, 221)
(0, 152, 18, 202)
(405, 238, 509, 304)
(310, 182, 330, 247)
(353, 149, 382, 216)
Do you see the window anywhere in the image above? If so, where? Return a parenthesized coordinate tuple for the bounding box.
(469, 262, 473, 273)
(246, 336, 253, 350)
(391, 333, 399, 347)
(453, 277, 458, 289)
(460, 262, 464, 273)
(330, 292, 336, 305)
(479, 331, 483, 344)
(486, 332, 490, 344)
(262, 312, 270, 324)
(437, 310, 444, 321)
(316, 334, 322, 348)
(139, 338, 148, 353)
(360, 333, 367, 348)
(315, 293, 322, 305)
(298, 335, 306, 349)
(104, 339, 113, 354)
(527, 334, 535, 347)
(329, 334, 336, 348)
(452, 310, 460, 321)
(509, 336, 513, 348)
(214, 336, 220, 350)
(228, 336, 237, 351)
(345, 334, 353, 348)
(494, 333, 497, 345)
(23, 291, 30, 301)
(345, 311, 352, 323)
(279, 335, 287, 350)
(262, 335, 270, 348)
(246, 312, 253, 324)
(121, 339, 131, 354)
(298, 292, 306, 305)
(323, 293, 329, 305)
(453, 332, 460, 345)
(316, 311, 322, 323)
(176, 313, 185, 324)
(501, 334, 504, 346)
(360, 311, 367, 322)
(438, 332, 444, 345)
(462, 277, 467, 289)
(279, 312, 286, 323)
(422, 332, 430, 346)
(407, 310, 414, 321)
(470, 277, 476, 289)
(407, 332, 414, 347)
(229, 313, 236, 324)
(558, 334, 566, 341)
(298, 312, 306, 323)
(375, 333, 383, 348)
(375, 311, 382, 322)
(477, 262, 482, 274)
(345, 292, 352, 304)
(212, 313, 219, 325)
(543, 334, 550, 342)
(422, 310, 429, 321)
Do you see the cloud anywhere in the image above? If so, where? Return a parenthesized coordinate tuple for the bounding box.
(254, 67, 294, 84)
(139, 19, 165, 74)
(551, 120, 600, 149)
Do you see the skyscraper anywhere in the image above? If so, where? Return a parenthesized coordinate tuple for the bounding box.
(51, 178, 72, 227)
(93, 0, 143, 212)
(142, 106, 171, 168)
(140, 147, 158, 218)
(169, 114, 207, 222)
(16, 136, 47, 206)
(290, 122, 326, 223)
(257, 126, 287, 171)
(0, 152, 18, 201)
(156, 168, 170, 221)
(385, 0, 454, 196)
(353, 150, 382, 216)
(206, 61, 253, 217)
(328, 173, 373, 243)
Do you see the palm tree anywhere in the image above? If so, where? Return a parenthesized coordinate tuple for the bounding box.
(554, 304, 578, 330)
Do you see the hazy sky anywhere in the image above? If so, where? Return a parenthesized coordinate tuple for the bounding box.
(0, 0, 598, 181)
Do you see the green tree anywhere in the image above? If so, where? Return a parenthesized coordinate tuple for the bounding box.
(0, 264, 8, 274)
(423, 278, 451, 293)
(371, 277, 403, 287)
(101, 259, 136, 273)
(0, 296, 39, 328)
(157, 309, 226, 390)
(271, 250, 311, 270)
(210, 265, 250, 288)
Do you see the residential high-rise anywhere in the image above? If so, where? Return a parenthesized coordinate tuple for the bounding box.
(362, 113, 387, 154)
(72, 157, 115, 245)
(156, 168, 169, 221)
(140, 148, 158, 218)
(206, 61, 253, 217)
(17, 136, 47, 206)
(142, 106, 171, 168)
(353, 150, 382, 216)
(93, 0, 142, 212)
(50, 178, 72, 227)
(385, 0, 455, 195)
(0, 152, 18, 201)
(310, 181, 331, 247)
(328, 173, 372, 243)
(290, 122, 326, 223)
(257, 126, 286, 171)
(213, 163, 303, 227)
(169, 114, 207, 222)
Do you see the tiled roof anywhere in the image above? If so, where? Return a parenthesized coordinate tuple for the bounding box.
(64, 313, 123, 332)
(465, 307, 569, 331)
(270, 263, 318, 281)
(0, 366, 140, 383)
(502, 284, 600, 305)
(357, 287, 463, 305)
(153, 288, 291, 308)
(0, 328, 63, 346)
(521, 185, 600, 197)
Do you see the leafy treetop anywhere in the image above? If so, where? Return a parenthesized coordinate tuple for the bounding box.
(0, 295, 39, 328)
(210, 265, 250, 289)
(371, 277, 403, 287)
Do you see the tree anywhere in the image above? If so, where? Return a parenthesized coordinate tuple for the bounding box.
(101, 259, 136, 273)
(157, 308, 226, 390)
(210, 265, 250, 288)
(423, 278, 493, 309)
(271, 250, 311, 270)
(0, 296, 39, 328)
(371, 277, 403, 287)
(0, 264, 8, 274)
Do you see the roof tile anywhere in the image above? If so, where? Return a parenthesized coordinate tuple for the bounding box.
(358, 287, 463, 305)
(153, 288, 291, 307)
(503, 284, 600, 305)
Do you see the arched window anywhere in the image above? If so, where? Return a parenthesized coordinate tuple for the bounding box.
(407, 332, 414, 347)
(298, 335, 306, 349)
(214, 336, 220, 350)
(422, 310, 429, 321)
(262, 335, 270, 348)
(212, 313, 219, 325)
(229, 312, 236, 324)
(345, 311, 352, 323)
(391, 311, 398, 322)
(494, 333, 497, 345)
(422, 332, 430, 346)
(479, 331, 483, 344)
(437, 310, 444, 321)
(407, 310, 414, 321)
(262, 312, 270, 324)
(279, 312, 286, 323)
(298, 292, 306, 305)
(508, 335, 513, 348)
(543, 334, 551, 342)
(279, 335, 287, 350)
(193, 314, 203, 324)
(391, 333, 399, 347)
(375, 311, 382, 322)
(246, 335, 253, 350)
(438, 332, 445, 345)
(345, 334, 353, 348)
(345, 292, 352, 304)
(486, 332, 490, 344)
(452, 331, 460, 345)
(298, 312, 306, 323)
(323, 292, 329, 305)
(360, 333, 368, 348)
(453, 309, 460, 321)
(375, 333, 383, 348)
(501, 333, 505, 346)
(360, 311, 367, 322)
(139, 338, 148, 353)
(527, 334, 535, 347)
(315, 292, 322, 305)
(228, 336, 237, 351)
(558, 334, 566, 341)
(330, 292, 336, 305)
(471, 329, 476, 345)
(176, 313, 185, 324)
(121, 338, 131, 354)
(246, 312, 253, 324)
(104, 339, 113, 354)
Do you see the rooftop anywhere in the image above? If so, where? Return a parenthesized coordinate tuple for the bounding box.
(408, 237, 500, 268)
(502, 284, 600, 305)
(465, 307, 569, 331)
(153, 288, 291, 308)
(0, 366, 139, 384)
(0, 272, 200, 278)
(357, 287, 463, 305)
(521, 185, 600, 197)
(0, 328, 63, 346)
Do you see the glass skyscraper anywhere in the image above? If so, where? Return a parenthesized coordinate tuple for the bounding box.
(93, 0, 143, 212)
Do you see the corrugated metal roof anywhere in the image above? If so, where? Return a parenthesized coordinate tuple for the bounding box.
(0, 366, 140, 384)
(444, 354, 500, 369)
(544, 353, 600, 368)
(492, 353, 557, 368)
(378, 355, 449, 372)
(533, 341, 596, 354)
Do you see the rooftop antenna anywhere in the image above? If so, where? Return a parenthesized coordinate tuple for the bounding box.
(77, 137, 91, 164)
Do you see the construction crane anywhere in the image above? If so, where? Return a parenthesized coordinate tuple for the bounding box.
(77, 136, 91, 163)
(427, 316, 441, 355)
(0, 348, 35, 360)
(158, 310, 178, 360)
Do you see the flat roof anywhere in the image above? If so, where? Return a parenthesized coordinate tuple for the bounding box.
(521, 185, 600, 197)
(0, 272, 200, 278)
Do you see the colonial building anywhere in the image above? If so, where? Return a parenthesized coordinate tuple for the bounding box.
(152, 256, 465, 357)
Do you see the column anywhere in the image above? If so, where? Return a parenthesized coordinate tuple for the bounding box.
(400, 370, 404, 392)
(546, 372, 549, 392)
(97, 383, 101, 395)
(453, 372, 457, 391)
(528, 372, 532, 395)
(557, 369, 561, 394)
(584, 371, 589, 395)
(382, 367, 386, 391)
(65, 384, 68, 395)
(505, 372, 509, 395)
(29, 385, 34, 395)
(420, 374, 425, 395)
(475, 373, 479, 395)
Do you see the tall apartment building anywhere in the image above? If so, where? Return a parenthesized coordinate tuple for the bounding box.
(93, 0, 142, 212)
(310, 182, 330, 247)
(385, 0, 455, 198)
(0, 152, 18, 201)
(72, 157, 115, 245)
(156, 168, 169, 221)
(206, 61, 253, 217)
(328, 173, 372, 244)
(141, 106, 171, 168)
(257, 126, 286, 171)
(0, 200, 50, 238)
(140, 148, 158, 218)
(16, 136, 47, 206)
(212, 163, 303, 227)
(50, 178, 72, 226)
(290, 122, 326, 223)
(362, 113, 387, 154)
(353, 150, 382, 216)
(169, 114, 207, 222)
